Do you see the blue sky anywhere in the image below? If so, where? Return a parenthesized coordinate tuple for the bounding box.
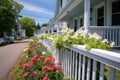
(17, 0, 56, 25)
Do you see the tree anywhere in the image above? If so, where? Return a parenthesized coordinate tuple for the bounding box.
(36, 23, 41, 29)
(20, 17, 35, 37)
(41, 23, 48, 27)
(0, 0, 23, 37)
(33, 23, 41, 31)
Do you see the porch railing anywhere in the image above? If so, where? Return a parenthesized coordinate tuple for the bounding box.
(42, 38, 120, 80)
(81, 26, 120, 47)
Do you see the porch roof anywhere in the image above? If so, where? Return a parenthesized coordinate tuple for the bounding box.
(51, 0, 83, 25)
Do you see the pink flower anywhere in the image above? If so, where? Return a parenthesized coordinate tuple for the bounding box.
(34, 46, 38, 50)
(33, 71, 38, 76)
(56, 65, 61, 69)
(23, 72, 29, 77)
(34, 54, 39, 58)
(42, 66, 48, 71)
(30, 61, 34, 65)
(45, 58, 51, 61)
(23, 64, 30, 69)
(30, 55, 38, 64)
(50, 64, 55, 68)
(57, 62, 60, 65)
(56, 70, 60, 74)
(31, 57, 37, 62)
(43, 76, 48, 80)
(18, 60, 22, 65)
(40, 56, 45, 59)
(47, 66, 54, 71)
(44, 58, 51, 64)
(50, 58, 55, 64)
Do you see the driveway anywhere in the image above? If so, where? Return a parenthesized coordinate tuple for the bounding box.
(0, 39, 31, 80)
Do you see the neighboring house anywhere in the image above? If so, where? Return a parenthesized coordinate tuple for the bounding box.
(14, 19, 26, 39)
(36, 27, 48, 35)
(49, 0, 120, 47)
(48, 18, 67, 35)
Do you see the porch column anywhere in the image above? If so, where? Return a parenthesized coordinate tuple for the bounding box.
(51, 28, 53, 34)
(84, 0, 90, 33)
(57, 22, 60, 35)
(48, 27, 50, 34)
(106, 0, 111, 26)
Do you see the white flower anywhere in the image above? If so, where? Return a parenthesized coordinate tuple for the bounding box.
(75, 29, 86, 36)
(42, 52, 46, 55)
(71, 35, 78, 39)
(89, 33, 101, 40)
(63, 36, 68, 42)
(110, 42, 115, 47)
(102, 39, 109, 43)
(23, 48, 29, 52)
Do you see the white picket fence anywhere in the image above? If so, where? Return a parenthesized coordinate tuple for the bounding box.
(42, 38, 120, 80)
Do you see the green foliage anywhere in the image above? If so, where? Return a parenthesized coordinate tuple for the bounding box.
(20, 17, 35, 29)
(43, 51, 52, 58)
(41, 23, 48, 27)
(34, 23, 41, 31)
(0, 0, 23, 36)
(20, 17, 35, 37)
(26, 27, 35, 37)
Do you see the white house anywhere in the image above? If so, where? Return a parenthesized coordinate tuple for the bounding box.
(48, 0, 120, 47)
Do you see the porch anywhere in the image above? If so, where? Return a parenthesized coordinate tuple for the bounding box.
(42, 38, 120, 80)
(51, 0, 120, 47)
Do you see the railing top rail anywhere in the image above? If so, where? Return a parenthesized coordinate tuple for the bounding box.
(69, 45, 120, 63)
(90, 26, 120, 29)
(81, 26, 120, 29)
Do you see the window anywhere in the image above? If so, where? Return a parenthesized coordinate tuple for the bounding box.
(53, 30, 57, 32)
(80, 18, 83, 27)
(112, 0, 120, 26)
(74, 19, 77, 32)
(97, 6, 104, 26)
(61, 0, 63, 8)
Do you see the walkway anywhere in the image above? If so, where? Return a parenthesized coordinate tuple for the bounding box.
(0, 39, 30, 80)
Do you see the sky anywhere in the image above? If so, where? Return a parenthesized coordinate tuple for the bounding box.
(16, 0, 56, 25)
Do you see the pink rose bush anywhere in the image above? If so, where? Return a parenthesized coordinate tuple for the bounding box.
(13, 41, 64, 80)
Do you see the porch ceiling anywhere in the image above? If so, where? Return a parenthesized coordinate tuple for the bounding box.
(51, 0, 83, 24)
(60, 0, 104, 21)
(60, 1, 84, 21)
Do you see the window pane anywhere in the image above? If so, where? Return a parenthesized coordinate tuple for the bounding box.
(74, 19, 77, 32)
(112, 14, 120, 26)
(97, 6, 104, 18)
(112, 0, 120, 26)
(97, 18, 104, 26)
(112, 0, 120, 13)
(80, 18, 83, 27)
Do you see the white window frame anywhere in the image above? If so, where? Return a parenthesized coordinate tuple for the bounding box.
(93, 1, 105, 26)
